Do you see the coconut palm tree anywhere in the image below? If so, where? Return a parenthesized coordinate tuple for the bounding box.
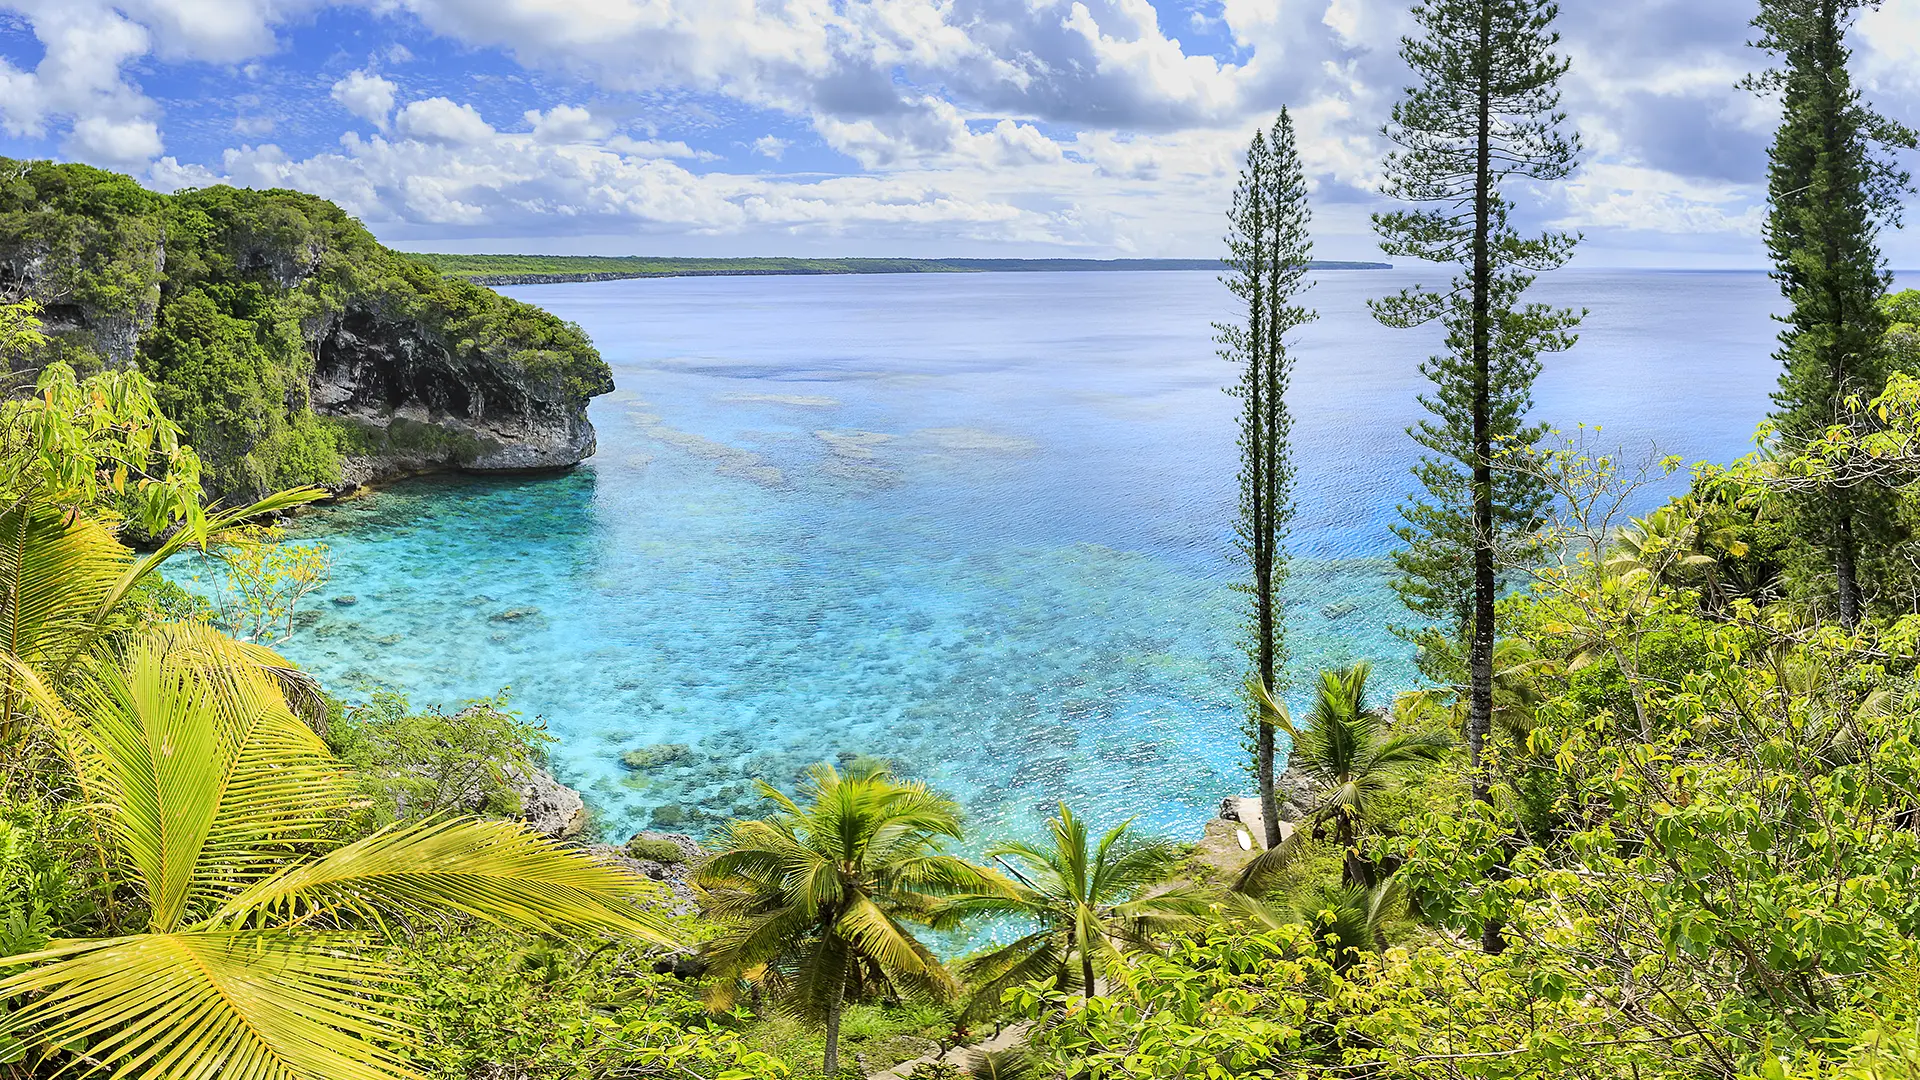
(0, 625, 671, 1080)
(695, 761, 998, 1076)
(935, 804, 1213, 1016)
(1237, 663, 1450, 892)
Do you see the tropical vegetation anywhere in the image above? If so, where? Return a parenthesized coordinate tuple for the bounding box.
(694, 761, 999, 1076)
(5, 1, 1920, 1078)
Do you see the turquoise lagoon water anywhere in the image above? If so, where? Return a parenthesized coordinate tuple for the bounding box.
(269, 268, 1813, 847)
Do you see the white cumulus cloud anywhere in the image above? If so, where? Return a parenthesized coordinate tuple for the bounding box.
(394, 97, 496, 145)
(331, 69, 399, 130)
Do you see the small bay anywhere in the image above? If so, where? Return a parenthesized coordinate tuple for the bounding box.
(270, 268, 1844, 846)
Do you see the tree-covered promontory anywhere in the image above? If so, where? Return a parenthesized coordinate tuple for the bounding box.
(0, 159, 613, 502)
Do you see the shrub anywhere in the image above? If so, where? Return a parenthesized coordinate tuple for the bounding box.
(327, 689, 553, 828)
(627, 837, 684, 864)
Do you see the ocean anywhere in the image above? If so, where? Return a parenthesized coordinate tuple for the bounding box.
(260, 267, 1817, 847)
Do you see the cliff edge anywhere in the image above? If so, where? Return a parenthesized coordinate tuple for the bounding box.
(0, 158, 613, 500)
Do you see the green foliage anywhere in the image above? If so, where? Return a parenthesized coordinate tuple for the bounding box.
(185, 524, 332, 644)
(0, 627, 672, 1080)
(402, 927, 788, 1080)
(0, 303, 208, 537)
(0, 159, 165, 337)
(935, 804, 1213, 1015)
(326, 690, 552, 828)
(1013, 927, 1330, 1078)
(1238, 665, 1449, 891)
(0, 805, 95, 964)
(696, 761, 999, 1076)
(1751, 0, 1918, 628)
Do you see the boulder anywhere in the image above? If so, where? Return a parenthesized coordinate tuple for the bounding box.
(1218, 768, 1327, 826)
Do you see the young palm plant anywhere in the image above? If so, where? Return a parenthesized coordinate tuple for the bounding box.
(1238, 662, 1450, 892)
(0, 625, 673, 1080)
(935, 804, 1213, 1015)
(695, 761, 999, 1077)
(1226, 877, 1406, 973)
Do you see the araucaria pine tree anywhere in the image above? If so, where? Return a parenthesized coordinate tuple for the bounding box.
(1750, 0, 1916, 629)
(1372, 0, 1581, 804)
(1220, 109, 1317, 850)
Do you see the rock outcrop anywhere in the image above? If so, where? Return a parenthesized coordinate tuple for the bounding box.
(511, 766, 593, 841)
(1219, 766, 1327, 826)
(310, 300, 608, 484)
(590, 831, 705, 916)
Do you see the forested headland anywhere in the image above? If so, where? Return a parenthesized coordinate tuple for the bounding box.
(0, 158, 613, 504)
(409, 253, 1391, 286)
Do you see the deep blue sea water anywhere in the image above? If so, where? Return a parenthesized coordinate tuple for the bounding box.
(252, 268, 1853, 848)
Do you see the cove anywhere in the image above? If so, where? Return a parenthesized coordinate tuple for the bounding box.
(269, 268, 1806, 847)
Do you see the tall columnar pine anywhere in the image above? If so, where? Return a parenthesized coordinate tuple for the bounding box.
(1372, 0, 1581, 805)
(1220, 109, 1317, 850)
(1749, 0, 1917, 629)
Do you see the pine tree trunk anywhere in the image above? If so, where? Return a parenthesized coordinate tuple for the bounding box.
(1257, 507, 1282, 849)
(1471, 4, 1506, 958)
(1818, 2, 1865, 631)
(1467, 11, 1496, 811)
(1837, 498, 1862, 629)
(1248, 149, 1286, 851)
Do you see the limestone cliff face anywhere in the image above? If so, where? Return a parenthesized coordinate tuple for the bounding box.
(0, 158, 614, 499)
(308, 301, 611, 487)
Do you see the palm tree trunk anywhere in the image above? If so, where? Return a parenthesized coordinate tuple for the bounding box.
(823, 979, 845, 1076)
(1082, 949, 1097, 1004)
(1339, 813, 1368, 888)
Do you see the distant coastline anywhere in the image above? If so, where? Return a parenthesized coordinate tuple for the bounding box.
(408, 253, 1392, 286)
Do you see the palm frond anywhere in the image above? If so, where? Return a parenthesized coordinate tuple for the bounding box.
(835, 895, 943, 982)
(958, 933, 1063, 1020)
(37, 628, 342, 932)
(0, 930, 416, 1080)
(1231, 827, 1307, 896)
(1245, 676, 1299, 738)
(215, 817, 673, 943)
(0, 504, 131, 682)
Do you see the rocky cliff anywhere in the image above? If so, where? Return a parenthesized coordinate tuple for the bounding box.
(0, 158, 612, 500)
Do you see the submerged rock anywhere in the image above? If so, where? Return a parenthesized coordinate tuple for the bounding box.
(1321, 598, 1360, 620)
(620, 743, 692, 771)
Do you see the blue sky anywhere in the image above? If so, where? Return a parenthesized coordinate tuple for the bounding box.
(2, 0, 1917, 266)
